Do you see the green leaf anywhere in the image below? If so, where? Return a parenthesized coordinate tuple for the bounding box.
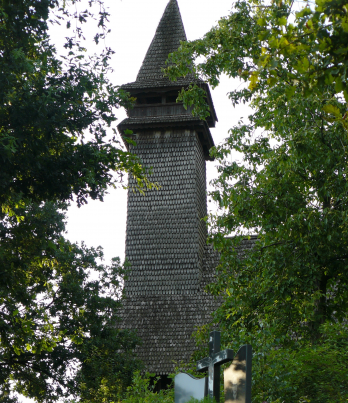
(285, 86, 296, 99)
(323, 104, 341, 117)
(278, 17, 287, 26)
(335, 77, 343, 93)
(249, 72, 260, 90)
(13, 346, 21, 356)
(257, 18, 267, 26)
(343, 90, 348, 103)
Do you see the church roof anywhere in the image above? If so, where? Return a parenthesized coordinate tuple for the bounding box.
(121, 0, 203, 91)
(118, 0, 218, 146)
(120, 239, 258, 375)
(137, 0, 187, 82)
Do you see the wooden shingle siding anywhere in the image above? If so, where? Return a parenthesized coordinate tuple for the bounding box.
(125, 130, 206, 296)
(120, 292, 220, 375)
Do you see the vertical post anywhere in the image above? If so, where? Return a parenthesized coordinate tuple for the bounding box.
(209, 331, 221, 403)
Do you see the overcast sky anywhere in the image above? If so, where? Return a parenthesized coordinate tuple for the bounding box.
(61, 0, 252, 264)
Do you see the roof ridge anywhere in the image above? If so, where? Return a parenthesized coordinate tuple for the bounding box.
(136, 0, 187, 82)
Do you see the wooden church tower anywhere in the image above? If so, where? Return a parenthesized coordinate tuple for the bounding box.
(118, 0, 219, 378)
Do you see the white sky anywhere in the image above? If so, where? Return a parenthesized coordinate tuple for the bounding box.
(63, 0, 252, 264)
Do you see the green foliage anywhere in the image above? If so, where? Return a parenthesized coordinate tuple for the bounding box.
(0, 0, 149, 212)
(116, 372, 215, 403)
(77, 326, 141, 403)
(119, 372, 174, 403)
(254, 0, 348, 104)
(166, 0, 348, 401)
(194, 322, 348, 403)
(252, 323, 348, 403)
(0, 1, 150, 400)
(185, 398, 214, 403)
(0, 202, 141, 402)
(166, 0, 348, 122)
(207, 86, 348, 342)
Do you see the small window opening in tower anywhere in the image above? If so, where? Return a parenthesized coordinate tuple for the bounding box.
(166, 95, 178, 103)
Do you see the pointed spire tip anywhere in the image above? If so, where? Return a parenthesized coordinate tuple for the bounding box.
(136, 0, 187, 82)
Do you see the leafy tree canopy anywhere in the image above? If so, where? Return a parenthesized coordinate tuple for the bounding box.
(166, 0, 348, 124)
(165, 0, 348, 401)
(0, 0, 149, 211)
(0, 1, 145, 401)
(0, 202, 140, 403)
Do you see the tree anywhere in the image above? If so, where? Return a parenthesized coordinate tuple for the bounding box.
(0, 1, 146, 401)
(0, 0, 149, 211)
(93, 371, 174, 403)
(0, 202, 141, 403)
(166, 0, 348, 401)
(166, 0, 348, 124)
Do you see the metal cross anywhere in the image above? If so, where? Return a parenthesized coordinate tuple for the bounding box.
(196, 331, 234, 402)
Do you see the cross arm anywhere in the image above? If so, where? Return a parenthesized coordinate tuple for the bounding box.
(212, 349, 234, 366)
(196, 357, 211, 372)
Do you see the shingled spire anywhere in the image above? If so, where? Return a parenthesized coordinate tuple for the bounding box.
(136, 0, 187, 82)
(119, 0, 217, 154)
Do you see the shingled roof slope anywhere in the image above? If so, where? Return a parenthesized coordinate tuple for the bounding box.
(137, 0, 187, 82)
(122, 0, 198, 90)
(120, 240, 258, 375)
